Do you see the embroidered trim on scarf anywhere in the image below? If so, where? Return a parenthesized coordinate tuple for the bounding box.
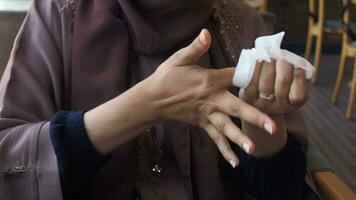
(213, 0, 242, 65)
(59, 0, 77, 33)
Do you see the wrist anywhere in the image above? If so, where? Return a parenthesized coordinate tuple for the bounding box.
(133, 79, 162, 123)
(83, 81, 158, 155)
(242, 115, 288, 157)
(136, 75, 174, 122)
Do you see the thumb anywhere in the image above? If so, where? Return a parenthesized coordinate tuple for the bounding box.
(169, 29, 211, 66)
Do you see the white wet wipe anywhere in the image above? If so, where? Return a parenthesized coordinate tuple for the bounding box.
(232, 32, 315, 89)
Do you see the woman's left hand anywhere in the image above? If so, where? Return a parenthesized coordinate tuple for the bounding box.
(239, 59, 308, 116)
(238, 59, 308, 157)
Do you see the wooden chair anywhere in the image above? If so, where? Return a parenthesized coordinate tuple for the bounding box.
(244, 0, 268, 12)
(313, 172, 356, 200)
(307, 139, 355, 200)
(332, 0, 356, 119)
(305, 0, 345, 84)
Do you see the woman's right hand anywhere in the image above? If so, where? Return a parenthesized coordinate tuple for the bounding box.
(142, 29, 276, 167)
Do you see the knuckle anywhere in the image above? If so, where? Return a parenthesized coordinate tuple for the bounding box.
(173, 49, 186, 61)
(278, 76, 292, 85)
(214, 117, 227, 131)
(191, 39, 204, 51)
(260, 67, 275, 83)
(290, 91, 308, 105)
(198, 101, 215, 116)
(294, 69, 306, 79)
(211, 132, 222, 142)
(196, 114, 208, 128)
(230, 103, 241, 117)
(260, 75, 275, 84)
(201, 71, 216, 91)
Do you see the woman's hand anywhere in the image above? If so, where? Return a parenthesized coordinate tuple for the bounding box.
(238, 57, 308, 157)
(142, 29, 276, 167)
(239, 59, 308, 115)
(85, 29, 280, 165)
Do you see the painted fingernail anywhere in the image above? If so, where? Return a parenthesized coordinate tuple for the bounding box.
(243, 143, 250, 154)
(229, 160, 237, 168)
(199, 30, 207, 44)
(264, 122, 273, 135)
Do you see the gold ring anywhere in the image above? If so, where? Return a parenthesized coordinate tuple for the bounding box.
(259, 92, 275, 101)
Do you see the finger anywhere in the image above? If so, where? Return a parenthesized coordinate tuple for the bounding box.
(204, 123, 240, 167)
(244, 62, 263, 99)
(289, 68, 308, 105)
(206, 67, 235, 90)
(168, 29, 211, 66)
(258, 60, 276, 95)
(214, 91, 276, 134)
(208, 112, 255, 155)
(275, 59, 294, 101)
(248, 62, 263, 88)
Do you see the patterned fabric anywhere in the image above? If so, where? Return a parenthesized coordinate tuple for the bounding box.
(213, 0, 242, 64)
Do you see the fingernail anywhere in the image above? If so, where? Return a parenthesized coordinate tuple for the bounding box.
(229, 160, 236, 168)
(242, 143, 250, 154)
(199, 30, 207, 44)
(264, 122, 273, 135)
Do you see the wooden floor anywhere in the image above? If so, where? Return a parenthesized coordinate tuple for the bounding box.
(302, 54, 356, 192)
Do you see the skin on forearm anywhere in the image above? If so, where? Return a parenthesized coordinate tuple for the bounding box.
(83, 81, 157, 155)
(242, 115, 287, 157)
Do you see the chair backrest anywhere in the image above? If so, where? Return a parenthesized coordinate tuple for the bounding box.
(260, 0, 268, 11)
(244, 0, 268, 12)
(341, 0, 356, 44)
(308, 0, 325, 25)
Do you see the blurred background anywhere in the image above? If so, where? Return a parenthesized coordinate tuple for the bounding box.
(0, 0, 30, 74)
(0, 0, 355, 198)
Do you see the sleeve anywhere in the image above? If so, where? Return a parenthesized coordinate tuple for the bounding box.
(233, 133, 306, 200)
(0, 0, 71, 199)
(49, 110, 109, 199)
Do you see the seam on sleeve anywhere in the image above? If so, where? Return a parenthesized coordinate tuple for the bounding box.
(35, 121, 63, 200)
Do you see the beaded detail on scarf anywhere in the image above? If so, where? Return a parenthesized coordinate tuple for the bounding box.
(59, 0, 77, 33)
(136, 128, 170, 200)
(213, 0, 242, 65)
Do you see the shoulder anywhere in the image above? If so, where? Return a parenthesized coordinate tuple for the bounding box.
(30, 0, 68, 15)
(28, 0, 72, 31)
(25, 0, 74, 52)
